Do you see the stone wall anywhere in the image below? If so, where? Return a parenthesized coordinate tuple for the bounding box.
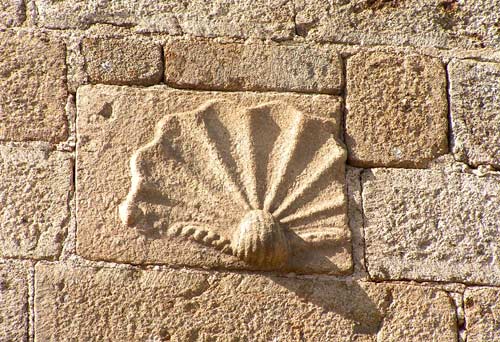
(1, 1, 500, 341)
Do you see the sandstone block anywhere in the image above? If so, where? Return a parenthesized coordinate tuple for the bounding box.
(0, 263, 28, 342)
(35, 262, 457, 341)
(295, 0, 500, 49)
(0, 30, 67, 143)
(449, 59, 500, 169)
(345, 52, 448, 168)
(465, 287, 500, 341)
(83, 38, 163, 86)
(164, 40, 343, 94)
(0, 0, 25, 27)
(34, 0, 295, 40)
(0, 144, 72, 259)
(76, 85, 350, 274)
(363, 168, 500, 284)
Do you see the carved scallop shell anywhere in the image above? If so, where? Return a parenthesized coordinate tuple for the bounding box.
(119, 100, 347, 269)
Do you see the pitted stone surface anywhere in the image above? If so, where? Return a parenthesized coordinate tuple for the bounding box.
(0, 144, 72, 259)
(295, 0, 500, 49)
(35, 263, 457, 341)
(363, 168, 500, 284)
(465, 287, 500, 341)
(0, 0, 25, 27)
(449, 59, 500, 169)
(76, 85, 350, 274)
(0, 263, 28, 342)
(346, 52, 448, 168)
(164, 41, 343, 94)
(0, 30, 67, 143)
(34, 0, 295, 40)
(83, 38, 163, 86)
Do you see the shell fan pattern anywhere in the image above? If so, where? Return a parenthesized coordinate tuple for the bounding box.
(119, 100, 348, 269)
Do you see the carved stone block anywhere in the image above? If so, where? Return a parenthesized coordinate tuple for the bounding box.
(76, 85, 351, 274)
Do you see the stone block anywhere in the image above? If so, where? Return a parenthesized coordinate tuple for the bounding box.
(0, 144, 72, 259)
(34, 0, 295, 40)
(164, 40, 343, 94)
(34, 262, 457, 341)
(345, 52, 448, 168)
(295, 0, 500, 49)
(76, 85, 350, 274)
(465, 287, 500, 342)
(0, 0, 25, 27)
(449, 59, 500, 169)
(363, 168, 500, 284)
(83, 38, 163, 86)
(0, 30, 67, 143)
(0, 263, 28, 342)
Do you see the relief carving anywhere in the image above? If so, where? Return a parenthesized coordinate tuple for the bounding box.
(119, 100, 348, 269)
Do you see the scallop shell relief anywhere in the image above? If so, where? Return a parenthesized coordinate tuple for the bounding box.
(119, 100, 348, 269)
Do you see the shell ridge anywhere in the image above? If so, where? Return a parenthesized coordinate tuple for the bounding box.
(262, 110, 306, 213)
(272, 138, 347, 220)
(235, 113, 260, 209)
(195, 106, 252, 210)
(279, 194, 346, 226)
(241, 104, 282, 209)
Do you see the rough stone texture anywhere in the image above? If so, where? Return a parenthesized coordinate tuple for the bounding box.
(363, 168, 500, 285)
(164, 40, 343, 94)
(34, 0, 295, 40)
(295, 0, 500, 49)
(345, 52, 448, 168)
(449, 59, 500, 169)
(0, 263, 28, 342)
(0, 144, 72, 259)
(35, 262, 457, 341)
(76, 85, 350, 274)
(0, 30, 68, 143)
(465, 287, 500, 342)
(83, 38, 163, 86)
(0, 0, 25, 27)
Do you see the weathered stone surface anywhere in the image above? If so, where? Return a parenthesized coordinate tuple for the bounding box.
(34, 0, 295, 40)
(345, 52, 448, 168)
(0, 0, 25, 27)
(295, 0, 500, 49)
(449, 59, 500, 169)
(0, 263, 28, 342)
(76, 85, 350, 274)
(0, 30, 67, 143)
(35, 262, 457, 341)
(164, 40, 343, 94)
(363, 168, 500, 284)
(0, 144, 72, 259)
(465, 287, 500, 341)
(83, 38, 163, 86)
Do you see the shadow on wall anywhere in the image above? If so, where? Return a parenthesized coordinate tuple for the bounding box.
(269, 275, 387, 336)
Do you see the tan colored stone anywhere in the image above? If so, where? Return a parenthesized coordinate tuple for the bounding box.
(76, 85, 350, 274)
(34, 0, 295, 40)
(35, 262, 457, 341)
(0, 263, 28, 342)
(0, 0, 25, 27)
(0, 144, 72, 259)
(363, 168, 500, 284)
(449, 59, 500, 169)
(0, 30, 67, 143)
(295, 0, 500, 49)
(164, 40, 343, 94)
(345, 52, 448, 168)
(83, 38, 163, 86)
(465, 287, 500, 341)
